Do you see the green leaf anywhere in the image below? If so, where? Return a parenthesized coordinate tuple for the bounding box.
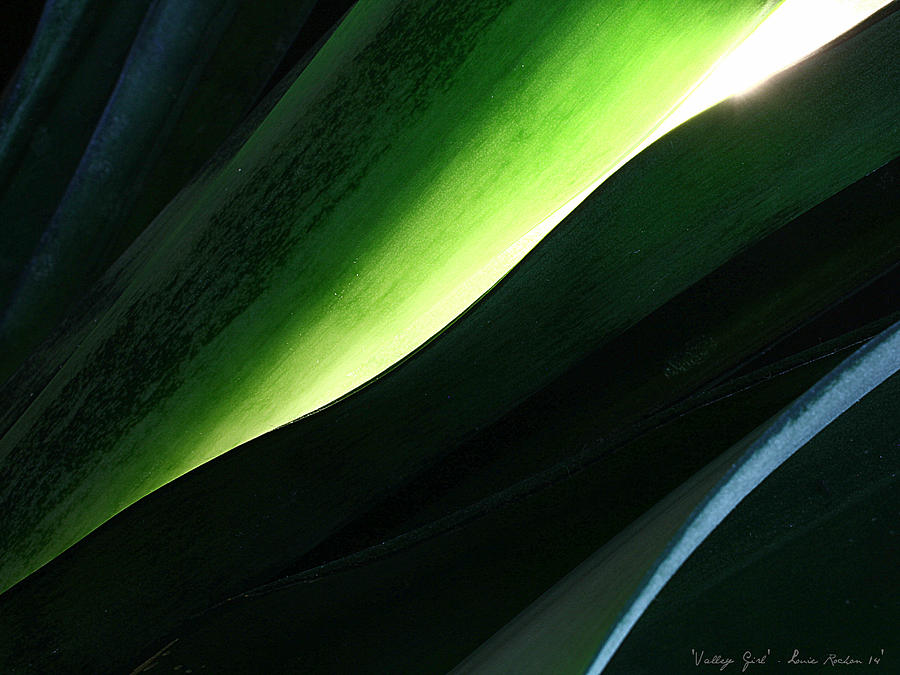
(0, 0, 787, 592)
(1, 2, 898, 672)
(0, 0, 153, 309)
(0, 0, 335, 374)
(450, 318, 900, 675)
(122, 340, 859, 674)
(0, 10, 897, 669)
(605, 378, 899, 674)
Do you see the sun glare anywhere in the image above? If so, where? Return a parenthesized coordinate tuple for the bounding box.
(485, 0, 891, 283)
(665, 0, 893, 133)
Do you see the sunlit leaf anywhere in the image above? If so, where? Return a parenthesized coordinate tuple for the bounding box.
(0, 0, 787, 593)
(0, 1, 897, 672)
(0, 7, 896, 670)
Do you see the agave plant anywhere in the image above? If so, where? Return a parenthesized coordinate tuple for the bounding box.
(0, 0, 897, 672)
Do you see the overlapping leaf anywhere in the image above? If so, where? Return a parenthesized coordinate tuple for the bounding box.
(0, 6, 897, 671)
(0, 0, 786, 594)
(452, 320, 900, 675)
(0, 1, 897, 673)
(0, 0, 339, 375)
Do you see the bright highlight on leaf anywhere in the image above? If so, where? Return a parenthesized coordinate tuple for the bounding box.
(502, 0, 894, 269)
(667, 0, 894, 126)
(0, 1, 896, 671)
(1, 0, 791, 596)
